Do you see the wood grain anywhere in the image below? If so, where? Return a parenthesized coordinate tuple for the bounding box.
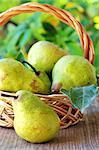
(0, 98, 99, 150)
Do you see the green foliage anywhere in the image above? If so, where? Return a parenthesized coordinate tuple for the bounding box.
(61, 85, 99, 112)
(0, 0, 99, 74)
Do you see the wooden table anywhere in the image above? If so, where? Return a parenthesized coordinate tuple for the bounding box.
(0, 98, 99, 150)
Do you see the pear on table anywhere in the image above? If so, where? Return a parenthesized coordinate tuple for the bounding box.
(0, 58, 51, 94)
(0, 90, 60, 143)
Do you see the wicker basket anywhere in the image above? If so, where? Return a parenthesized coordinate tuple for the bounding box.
(0, 2, 95, 129)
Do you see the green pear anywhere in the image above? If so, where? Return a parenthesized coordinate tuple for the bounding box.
(28, 41, 67, 72)
(7, 90, 59, 143)
(52, 55, 97, 93)
(0, 58, 51, 94)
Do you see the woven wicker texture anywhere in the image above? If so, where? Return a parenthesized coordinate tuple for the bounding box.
(0, 91, 83, 129)
(0, 3, 95, 128)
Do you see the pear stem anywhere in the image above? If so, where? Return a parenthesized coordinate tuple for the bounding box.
(21, 60, 40, 76)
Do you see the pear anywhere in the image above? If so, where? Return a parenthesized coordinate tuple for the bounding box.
(0, 58, 51, 94)
(28, 41, 67, 72)
(52, 55, 97, 93)
(1, 90, 60, 143)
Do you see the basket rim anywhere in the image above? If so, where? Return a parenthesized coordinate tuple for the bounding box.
(0, 90, 83, 129)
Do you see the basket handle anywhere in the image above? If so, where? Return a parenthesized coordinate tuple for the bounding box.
(0, 2, 95, 64)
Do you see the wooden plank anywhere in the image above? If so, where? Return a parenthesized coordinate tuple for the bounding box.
(0, 98, 99, 150)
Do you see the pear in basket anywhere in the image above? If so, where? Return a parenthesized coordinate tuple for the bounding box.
(28, 41, 67, 73)
(52, 55, 97, 93)
(12, 90, 60, 143)
(0, 58, 51, 94)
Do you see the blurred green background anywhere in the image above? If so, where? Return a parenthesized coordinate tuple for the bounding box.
(0, 0, 99, 74)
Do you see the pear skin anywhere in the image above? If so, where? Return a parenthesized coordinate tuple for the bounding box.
(23, 68, 51, 94)
(28, 41, 67, 72)
(12, 90, 60, 143)
(52, 55, 97, 93)
(0, 58, 24, 91)
(0, 58, 51, 94)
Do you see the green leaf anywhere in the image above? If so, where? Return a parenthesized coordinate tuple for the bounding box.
(61, 85, 99, 113)
(42, 22, 57, 35)
(67, 42, 83, 56)
(19, 29, 32, 48)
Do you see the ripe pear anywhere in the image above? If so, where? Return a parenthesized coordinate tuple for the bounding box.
(52, 55, 97, 93)
(11, 90, 60, 143)
(0, 58, 51, 94)
(28, 41, 67, 72)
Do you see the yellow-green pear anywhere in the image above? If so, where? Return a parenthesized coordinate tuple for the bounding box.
(28, 41, 67, 72)
(0, 58, 51, 94)
(52, 55, 97, 93)
(11, 90, 60, 143)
